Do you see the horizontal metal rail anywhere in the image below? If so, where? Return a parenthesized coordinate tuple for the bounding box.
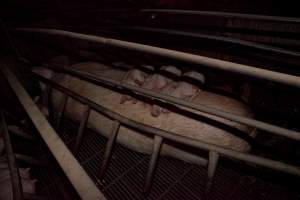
(31, 71, 300, 177)
(41, 62, 300, 142)
(140, 9, 300, 23)
(122, 26, 300, 57)
(14, 28, 300, 89)
(1, 66, 107, 200)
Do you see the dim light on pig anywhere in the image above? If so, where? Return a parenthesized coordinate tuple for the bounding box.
(33, 61, 256, 165)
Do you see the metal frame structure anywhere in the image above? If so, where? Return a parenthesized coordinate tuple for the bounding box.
(3, 28, 300, 195)
(1, 112, 24, 200)
(140, 9, 300, 23)
(1, 66, 107, 200)
(0, 111, 49, 200)
(116, 26, 300, 58)
(30, 62, 300, 191)
(14, 28, 300, 89)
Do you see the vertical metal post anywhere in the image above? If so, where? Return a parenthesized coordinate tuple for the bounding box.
(206, 151, 220, 191)
(72, 105, 90, 155)
(44, 85, 54, 123)
(143, 135, 163, 195)
(99, 120, 120, 178)
(1, 112, 24, 200)
(55, 94, 68, 130)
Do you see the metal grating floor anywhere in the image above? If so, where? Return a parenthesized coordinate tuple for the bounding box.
(36, 119, 299, 200)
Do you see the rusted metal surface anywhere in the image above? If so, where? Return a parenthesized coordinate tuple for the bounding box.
(31, 71, 300, 177)
(14, 28, 300, 88)
(1, 112, 24, 200)
(1, 66, 107, 200)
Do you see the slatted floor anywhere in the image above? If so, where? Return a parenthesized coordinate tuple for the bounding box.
(33, 119, 300, 200)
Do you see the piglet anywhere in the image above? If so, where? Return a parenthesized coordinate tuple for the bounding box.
(142, 66, 181, 91)
(141, 66, 182, 116)
(151, 71, 205, 116)
(120, 68, 149, 104)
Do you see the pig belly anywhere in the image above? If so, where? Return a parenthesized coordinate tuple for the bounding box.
(51, 73, 255, 164)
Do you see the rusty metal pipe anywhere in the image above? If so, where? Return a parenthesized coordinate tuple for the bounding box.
(14, 28, 300, 88)
(31, 72, 300, 177)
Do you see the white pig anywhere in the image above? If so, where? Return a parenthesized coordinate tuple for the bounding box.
(33, 62, 256, 166)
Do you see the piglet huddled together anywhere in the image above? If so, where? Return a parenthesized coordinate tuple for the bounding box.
(120, 65, 206, 118)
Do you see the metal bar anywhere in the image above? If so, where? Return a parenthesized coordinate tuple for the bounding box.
(99, 120, 120, 178)
(14, 28, 300, 88)
(1, 112, 24, 200)
(1, 66, 107, 200)
(41, 63, 300, 142)
(123, 26, 300, 57)
(14, 154, 46, 166)
(140, 9, 300, 23)
(206, 151, 220, 190)
(73, 105, 90, 155)
(55, 93, 68, 130)
(144, 135, 163, 195)
(7, 125, 36, 141)
(32, 73, 300, 177)
(23, 194, 48, 200)
(44, 84, 54, 122)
